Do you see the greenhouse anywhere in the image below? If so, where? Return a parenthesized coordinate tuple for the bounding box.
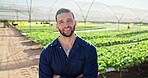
(0, 0, 148, 23)
(0, 0, 148, 78)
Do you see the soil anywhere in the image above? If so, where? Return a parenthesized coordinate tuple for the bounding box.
(98, 62, 148, 78)
(0, 25, 43, 78)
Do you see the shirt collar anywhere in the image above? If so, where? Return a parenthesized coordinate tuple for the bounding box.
(76, 35, 88, 46)
(50, 36, 59, 47)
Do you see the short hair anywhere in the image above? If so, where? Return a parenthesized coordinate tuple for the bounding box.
(55, 8, 75, 22)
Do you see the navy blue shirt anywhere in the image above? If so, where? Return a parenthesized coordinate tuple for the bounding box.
(39, 36, 98, 78)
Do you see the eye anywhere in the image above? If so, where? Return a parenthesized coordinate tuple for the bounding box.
(58, 21, 64, 24)
(67, 19, 73, 23)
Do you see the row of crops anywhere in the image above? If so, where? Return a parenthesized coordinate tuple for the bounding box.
(16, 26, 148, 73)
(97, 41, 148, 72)
(26, 29, 148, 47)
(17, 26, 104, 33)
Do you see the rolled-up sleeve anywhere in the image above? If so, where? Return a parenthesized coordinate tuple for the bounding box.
(39, 49, 54, 78)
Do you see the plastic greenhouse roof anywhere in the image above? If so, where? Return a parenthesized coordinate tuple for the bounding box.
(0, 0, 148, 23)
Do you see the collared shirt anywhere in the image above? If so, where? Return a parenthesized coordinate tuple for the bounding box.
(39, 36, 98, 78)
(62, 47, 71, 56)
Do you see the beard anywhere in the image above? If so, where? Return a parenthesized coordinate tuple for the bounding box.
(58, 25, 75, 37)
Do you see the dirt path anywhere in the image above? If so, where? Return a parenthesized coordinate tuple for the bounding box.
(0, 26, 43, 78)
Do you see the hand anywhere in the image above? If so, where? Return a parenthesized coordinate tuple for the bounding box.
(77, 74, 83, 78)
(53, 74, 60, 78)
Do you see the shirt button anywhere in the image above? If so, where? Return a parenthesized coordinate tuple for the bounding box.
(59, 47, 61, 49)
(66, 59, 67, 60)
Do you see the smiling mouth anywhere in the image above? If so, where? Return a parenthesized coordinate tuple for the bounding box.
(64, 28, 71, 33)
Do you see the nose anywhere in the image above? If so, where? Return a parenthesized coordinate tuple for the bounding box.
(64, 22, 70, 27)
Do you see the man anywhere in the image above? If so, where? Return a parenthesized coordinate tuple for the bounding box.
(39, 8, 98, 78)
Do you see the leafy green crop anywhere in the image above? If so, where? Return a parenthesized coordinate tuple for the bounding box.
(26, 29, 148, 46)
(22, 27, 148, 73)
(97, 41, 148, 72)
(16, 26, 104, 33)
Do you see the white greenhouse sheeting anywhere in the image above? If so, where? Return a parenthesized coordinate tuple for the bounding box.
(0, 0, 148, 23)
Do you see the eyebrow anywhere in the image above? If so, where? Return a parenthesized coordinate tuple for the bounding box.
(67, 18, 73, 20)
(57, 17, 73, 22)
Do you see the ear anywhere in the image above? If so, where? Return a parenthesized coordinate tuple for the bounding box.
(74, 20, 77, 26)
(56, 23, 59, 29)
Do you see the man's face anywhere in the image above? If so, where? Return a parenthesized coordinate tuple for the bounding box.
(56, 12, 76, 37)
